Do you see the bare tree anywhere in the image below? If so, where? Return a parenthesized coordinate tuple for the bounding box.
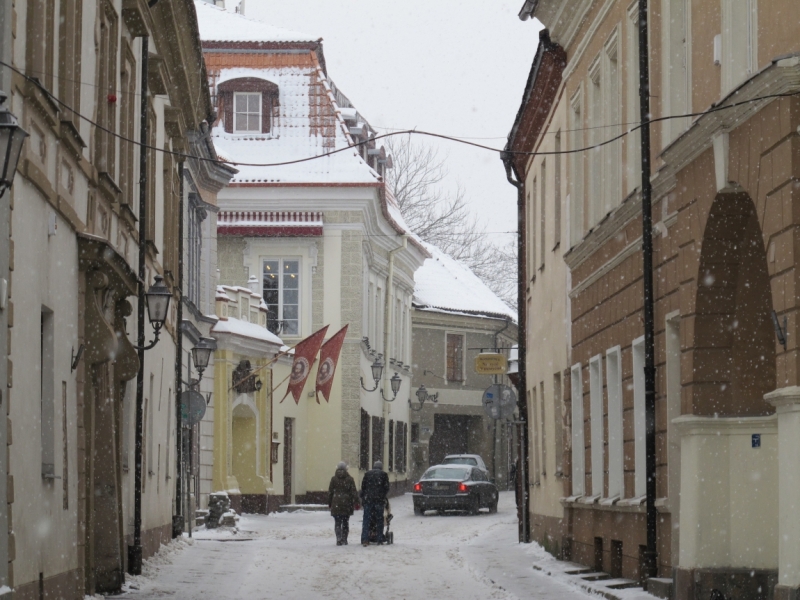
(385, 135, 517, 309)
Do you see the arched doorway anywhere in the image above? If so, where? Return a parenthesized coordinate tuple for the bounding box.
(231, 401, 260, 502)
(693, 192, 775, 416)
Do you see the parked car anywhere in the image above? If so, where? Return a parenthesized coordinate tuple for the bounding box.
(412, 464, 498, 516)
(442, 454, 490, 477)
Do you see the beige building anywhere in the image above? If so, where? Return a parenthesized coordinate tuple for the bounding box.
(512, 1, 800, 599)
(409, 243, 517, 487)
(196, 2, 426, 509)
(4, 0, 223, 596)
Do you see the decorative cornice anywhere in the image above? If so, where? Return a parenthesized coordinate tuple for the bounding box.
(569, 236, 642, 298)
(672, 414, 777, 436)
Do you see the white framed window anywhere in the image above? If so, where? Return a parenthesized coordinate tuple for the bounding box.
(661, 0, 691, 147)
(540, 161, 547, 269)
(589, 354, 604, 497)
(234, 92, 261, 132)
(721, 0, 757, 95)
(588, 58, 603, 228)
(632, 336, 646, 498)
(569, 88, 584, 247)
(665, 313, 681, 509)
(606, 346, 623, 500)
(446, 333, 465, 382)
(263, 258, 300, 336)
(603, 33, 621, 212)
(626, 1, 642, 194)
(570, 363, 585, 496)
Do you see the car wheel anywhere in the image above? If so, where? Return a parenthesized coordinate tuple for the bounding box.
(489, 499, 498, 514)
(414, 505, 424, 516)
(469, 495, 480, 516)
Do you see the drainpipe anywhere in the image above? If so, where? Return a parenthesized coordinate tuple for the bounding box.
(129, 35, 149, 576)
(502, 152, 530, 544)
(173, 162, 184, 537)
(383, 236, 408, 459)
(637, 0, 658, 580)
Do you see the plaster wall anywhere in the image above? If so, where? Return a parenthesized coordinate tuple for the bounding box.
(9, 181, 80, 587)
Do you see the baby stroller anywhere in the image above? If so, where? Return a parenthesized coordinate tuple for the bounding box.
(367, 498, 394, 545)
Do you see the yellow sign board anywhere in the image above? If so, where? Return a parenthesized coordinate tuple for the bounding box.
(474, 353, 508, 375)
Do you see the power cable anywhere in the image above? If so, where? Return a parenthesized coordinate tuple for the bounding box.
(3, 59, 798, 168)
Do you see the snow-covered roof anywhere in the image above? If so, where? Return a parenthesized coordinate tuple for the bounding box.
(211, 317, 283, 345)
(413, 242, 517, 322)
(195, 1, 318, 44)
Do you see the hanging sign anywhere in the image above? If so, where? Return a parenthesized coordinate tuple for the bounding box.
(474, 352, 508, 375)
(180, 390, 207, 425)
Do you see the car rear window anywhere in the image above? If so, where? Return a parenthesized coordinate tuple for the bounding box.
(443, 457, 478, 466)
(422, 467, 470, 480)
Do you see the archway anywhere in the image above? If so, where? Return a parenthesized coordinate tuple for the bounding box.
(693, 192, 775, 416)
(231, 402, 260, 497)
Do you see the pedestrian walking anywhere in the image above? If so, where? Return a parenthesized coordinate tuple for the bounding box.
(360, 460, 390, 546)
(328, 461, 359, 546)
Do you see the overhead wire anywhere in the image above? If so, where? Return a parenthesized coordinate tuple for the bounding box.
(3, 59, 799, 168)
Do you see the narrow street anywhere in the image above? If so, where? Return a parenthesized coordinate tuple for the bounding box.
(115, 492, 593, 600)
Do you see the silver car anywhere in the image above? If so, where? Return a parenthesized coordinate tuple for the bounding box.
(442, 454, 489, 476)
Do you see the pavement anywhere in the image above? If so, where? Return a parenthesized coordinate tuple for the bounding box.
(108, 491, 658, 600)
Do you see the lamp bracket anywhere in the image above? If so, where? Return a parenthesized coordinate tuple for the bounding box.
(70, 344, 85, 372)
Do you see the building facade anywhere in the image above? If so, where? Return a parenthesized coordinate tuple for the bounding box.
(195, 1, 426, 510)
(513, 1, 800, 598)
(5, 0, 220, 596)
(410, 243, 518, 489)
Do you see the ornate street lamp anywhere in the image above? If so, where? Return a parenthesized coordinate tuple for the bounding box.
(410, 384, 439, 411)
(360, 356, 384, 392)
(381, 372, 402, 402)
(190, 337, 214, 380)
(135, 275, 172, 350)
(0, 92, 27, 198)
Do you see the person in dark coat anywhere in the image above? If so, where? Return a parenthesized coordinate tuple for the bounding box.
(328, 461, 358, 545)
(360, 460, 390, 546)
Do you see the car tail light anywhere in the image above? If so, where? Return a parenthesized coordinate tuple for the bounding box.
(413, 482, 422, 492)
(458, 482, 468, 493)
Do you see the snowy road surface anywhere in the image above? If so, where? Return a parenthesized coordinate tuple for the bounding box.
(116, 491, 595, 600)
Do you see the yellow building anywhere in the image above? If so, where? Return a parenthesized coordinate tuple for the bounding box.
(211, 285, 283, 513)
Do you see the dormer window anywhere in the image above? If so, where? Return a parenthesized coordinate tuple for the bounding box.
(234, 92, 262, 132)
(217, 77, 280, 135)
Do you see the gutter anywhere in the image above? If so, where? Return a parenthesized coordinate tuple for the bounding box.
(518, 0, 539, 21)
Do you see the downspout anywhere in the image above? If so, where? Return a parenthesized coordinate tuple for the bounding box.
(502, 152, 530, 544)
(129, 35, 149, 576)
(383, 235, 408, 460)
(173, 162, 184, 537)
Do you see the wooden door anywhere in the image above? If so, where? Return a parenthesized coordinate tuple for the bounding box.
(283, 418, 293, 502)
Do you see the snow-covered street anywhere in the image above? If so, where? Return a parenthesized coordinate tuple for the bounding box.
(115, 492, 595, 600)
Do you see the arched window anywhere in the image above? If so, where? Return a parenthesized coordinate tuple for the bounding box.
(217, 77, 280, 134)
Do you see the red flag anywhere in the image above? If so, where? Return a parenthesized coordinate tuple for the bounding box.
(315, 325, 349, 403)
(281, 326, 329, 404)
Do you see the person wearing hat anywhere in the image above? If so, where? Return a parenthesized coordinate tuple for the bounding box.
(328, 461, 359, 545)
(359, 460, 390, 546)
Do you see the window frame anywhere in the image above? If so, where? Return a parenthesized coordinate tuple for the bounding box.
(233, 91, 263, 133)
(262, 257, 302, 337)
(445, 332, 465, 383)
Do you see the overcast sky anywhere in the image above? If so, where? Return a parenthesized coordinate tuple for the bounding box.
(243, 0, 544, 245)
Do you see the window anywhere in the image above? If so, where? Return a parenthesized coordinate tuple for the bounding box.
(721, 0, 757, 94)
(388, 419, 394, 471)
(554, 132, 562, 249)
(410, 422, 420, 444)
(553, 371, 564, 476)
(540, 161, 546, 269)
(569, 90, 584, 247)
(41, 308, 55, 478)
(371, 416, 384, 464)
(589, 355, 604, 497)
(570, 363, 585, 496)
(603, 37, 621, 212)
(606, 346, 623, 499)
(661, 0, 691, 147)
(632, 336, 646, 498)
(187, 193, 207, 308)
(588, 59, 603, 228)
(530, 179, 537, 275)
(234, 92, 262, 132)
(263, 259, 300, 335)
(666, 314, 681, 507)
(446, 333, 464, 382)
(360, 409, 370, 470)
(62, 381, 68, 509)
(626, 3, 642, 193)
(531, 388, 539, 484)
(540, 381, 547, 476)
(394, 421, 406, 473)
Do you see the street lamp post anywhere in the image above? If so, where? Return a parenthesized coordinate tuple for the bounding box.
(0, 92, 28, 198)
(410, 384, 438, 412)
(359, 356, 401, 401)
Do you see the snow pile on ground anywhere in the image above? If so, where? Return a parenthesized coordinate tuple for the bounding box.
(414, 241, 517, 321)
(119, 536, 195, 594)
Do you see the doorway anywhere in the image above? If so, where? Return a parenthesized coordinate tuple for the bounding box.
(428, 414, 482, 467)
(283, 418, 293, 503)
